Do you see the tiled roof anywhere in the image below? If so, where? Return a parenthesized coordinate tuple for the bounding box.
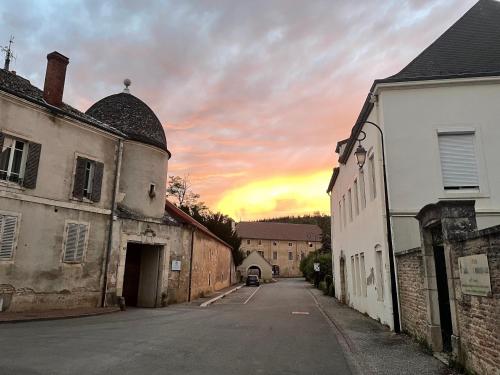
(164, 200, 232, 249)
(236, 222, 322, 242)
(380, 0, 500, 83)
(0, 69, 126, 137)
(86, 93, 170, 156)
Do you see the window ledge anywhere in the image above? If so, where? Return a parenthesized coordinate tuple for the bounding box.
(0, 180, 25, 191)
(439, 190, 490, 200)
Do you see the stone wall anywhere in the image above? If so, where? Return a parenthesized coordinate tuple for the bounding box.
(448, 225, 500, 375)
(395, 248, 427, 342)
(190, 230, 234, 300)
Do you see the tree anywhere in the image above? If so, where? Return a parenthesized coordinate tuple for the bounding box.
(166, 175, 207, 214)
(166, 175, 244, 265)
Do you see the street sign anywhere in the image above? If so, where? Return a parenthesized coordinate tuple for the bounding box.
(313, 263, 320, 272)
(171, 260, 181, 271)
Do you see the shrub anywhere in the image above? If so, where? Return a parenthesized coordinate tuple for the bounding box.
(300, 251, 333, 283)
(319, 281, 328, 294)
(325, 275, 332, 289)
(328, 283, 335, 297)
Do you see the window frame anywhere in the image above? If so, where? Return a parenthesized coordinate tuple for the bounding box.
(61, 220, 90, 264)
(0, 135, 29, 185)
(353, 179, 359, 216)
(368, 153, 376, 200)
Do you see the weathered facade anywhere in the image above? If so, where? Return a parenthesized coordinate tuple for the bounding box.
(236, 222, 322, 277)
(396, 201, 499, 375)
(165, 201, 235, 303)
(0, 50, 234, 312)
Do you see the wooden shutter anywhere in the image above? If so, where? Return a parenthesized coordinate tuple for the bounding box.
(438, 133, 479, 189)
(23, 142, 42, 189)
(0, 132, 4, 151)
(63, 223, 79, 262)
(0, 215, 17, 260)
(75, 224, 88, 262)
(91, 161, 104, 202)
(72, 157, 86, 199)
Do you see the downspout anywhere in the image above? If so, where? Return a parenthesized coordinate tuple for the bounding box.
(187, 227, 195, 302)
(101, 138, 123, 307)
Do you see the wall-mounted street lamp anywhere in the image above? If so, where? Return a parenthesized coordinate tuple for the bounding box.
(355, 120, 401, 333)
(354, 130, 367, 168)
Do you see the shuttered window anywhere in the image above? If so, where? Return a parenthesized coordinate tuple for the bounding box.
(438, 133, 479, 189)
(73, 157, 104, 202)
(63, 222, 89, 263)
(0, 214, 17, 260)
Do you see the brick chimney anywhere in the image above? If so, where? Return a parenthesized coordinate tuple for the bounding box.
(43, 51, 69, 107)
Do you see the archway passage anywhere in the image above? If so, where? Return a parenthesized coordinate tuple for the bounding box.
(122, 243, 162, 307)
(247, 265, 262, 278)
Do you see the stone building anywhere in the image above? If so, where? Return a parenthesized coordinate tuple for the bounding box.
(396, 201, 499, 375)
(327, 0, 500, 331)
(0, 50, 234, 312)
(236, 222, 322, 277)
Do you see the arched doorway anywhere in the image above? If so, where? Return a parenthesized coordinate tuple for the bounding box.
(247, 265, 261, 278)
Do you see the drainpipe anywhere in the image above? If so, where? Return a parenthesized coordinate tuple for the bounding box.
(101, 139, 123, 307)
(187, 227, 195, 302)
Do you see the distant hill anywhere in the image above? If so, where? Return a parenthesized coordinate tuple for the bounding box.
(257, 214, 331, 251)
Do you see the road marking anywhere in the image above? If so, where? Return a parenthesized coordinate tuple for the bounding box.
(291, 311, 310, 315)
(243, 286, 261, 304)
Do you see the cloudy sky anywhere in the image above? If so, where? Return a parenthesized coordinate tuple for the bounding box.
(1, 0, 476, 220)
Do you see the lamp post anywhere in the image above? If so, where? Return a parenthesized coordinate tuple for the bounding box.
(354, 121, 400, 333)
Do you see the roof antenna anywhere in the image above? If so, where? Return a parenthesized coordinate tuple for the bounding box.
(1, 36, 15, 71)
(123, 78, 131, 93)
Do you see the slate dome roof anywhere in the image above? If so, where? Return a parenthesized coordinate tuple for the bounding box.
(86, 92, 169, 155)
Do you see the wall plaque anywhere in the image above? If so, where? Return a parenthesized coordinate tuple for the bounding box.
(171, 260, 181, 271)
(458, 254, 492, 297)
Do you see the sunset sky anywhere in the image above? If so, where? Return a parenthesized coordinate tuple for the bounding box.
(1, 0, 477, 220)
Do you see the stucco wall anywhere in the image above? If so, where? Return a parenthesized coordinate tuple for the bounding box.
(380, 80, 500, 253)
(0, 93, 119, 312)
(331, 108, 395, 329)
(240, 238, 320, 277)
(190, 231, 233, 300)
(166, 226, 192, 304)
(119, 141, 168, 219)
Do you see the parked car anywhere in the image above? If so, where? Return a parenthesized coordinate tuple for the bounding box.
(246, 275, 260, 287)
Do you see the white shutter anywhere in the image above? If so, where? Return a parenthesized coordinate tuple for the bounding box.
(438, 133, 479, 189)
(63, 223, 79, 262)
(0, 215, 17, 260)
(64, 223, 88, 263)
(75, 224, 88, 262)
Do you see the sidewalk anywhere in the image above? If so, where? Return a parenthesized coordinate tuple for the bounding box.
(0, 307, 120, 324)
(183, 283, 244, 307)
(309, 287, 456, 375)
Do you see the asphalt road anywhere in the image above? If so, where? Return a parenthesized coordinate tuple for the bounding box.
(0, 279, 352, 375)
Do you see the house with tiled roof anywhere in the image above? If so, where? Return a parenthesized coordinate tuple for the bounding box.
(0, 50, 235, 312)
(327, 1, 500, 371)
(236, 222, 322, 277)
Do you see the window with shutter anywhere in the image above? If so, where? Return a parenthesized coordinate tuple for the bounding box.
(438, 133, 479, 189)
(0, 134, 36, 187)
(0, 214, 18, 261)
(73, 157, 104, 202)
(63, 222, 89, 263)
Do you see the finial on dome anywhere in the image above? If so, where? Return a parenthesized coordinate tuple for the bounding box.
(123, 78, 131, 93)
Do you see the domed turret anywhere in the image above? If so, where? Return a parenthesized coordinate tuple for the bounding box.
(86, 82, 169, 156)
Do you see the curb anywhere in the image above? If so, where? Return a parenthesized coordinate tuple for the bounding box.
(200, 284, 244, 307)
(0, 308, 121, 324)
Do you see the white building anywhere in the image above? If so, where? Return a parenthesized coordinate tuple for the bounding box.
(327, 0, 500, 330)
